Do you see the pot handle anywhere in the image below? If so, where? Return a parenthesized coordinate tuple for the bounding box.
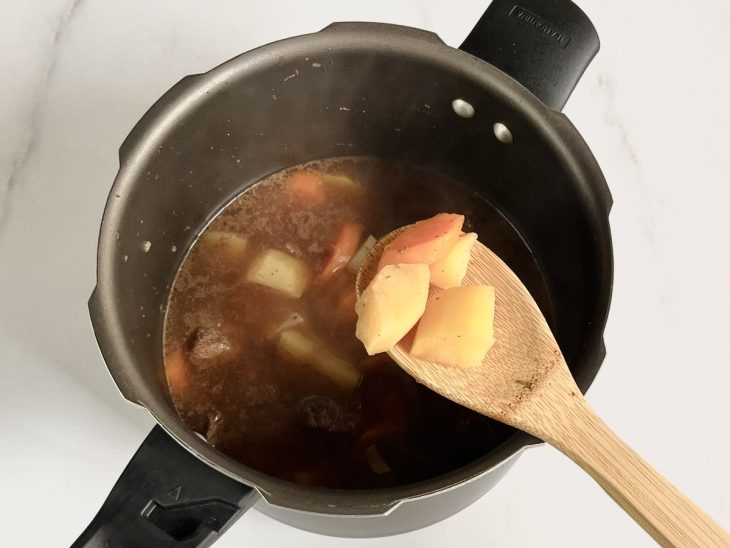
(460, 0, 599, 111)
(72, 425, 257, 548)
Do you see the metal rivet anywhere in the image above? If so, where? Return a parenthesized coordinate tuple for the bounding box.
(493, 122, 513, 144)
(452, 99, 475, 119)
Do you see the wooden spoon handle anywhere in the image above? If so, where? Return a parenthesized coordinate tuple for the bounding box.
(543, 392, 730, 547)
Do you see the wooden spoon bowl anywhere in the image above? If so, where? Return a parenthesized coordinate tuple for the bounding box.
(357, 227, 730, 548)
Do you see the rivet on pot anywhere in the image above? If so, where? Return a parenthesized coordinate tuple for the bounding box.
(451, 99, 475, 119)
(493, 123, 513, 144)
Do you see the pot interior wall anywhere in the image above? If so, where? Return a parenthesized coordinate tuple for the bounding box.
(98, 26, 610, 504)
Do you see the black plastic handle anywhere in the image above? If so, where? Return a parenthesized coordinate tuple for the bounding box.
(460, 0, 599, 111)
(72, 426, 257, 548)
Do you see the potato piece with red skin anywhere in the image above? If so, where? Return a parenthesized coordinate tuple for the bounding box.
(377, 213, 464, 271)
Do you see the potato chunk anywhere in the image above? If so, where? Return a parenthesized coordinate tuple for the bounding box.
(200, 231, 248, 262)
(378, 213, 464, 271)
(320, 173, 361, 191)
(355, 264, 430, 355)
(246, 249, 311, 298)
(277, 329, 361, 390)
(429, 232, 477, 289)
(411, 286, 495, 368)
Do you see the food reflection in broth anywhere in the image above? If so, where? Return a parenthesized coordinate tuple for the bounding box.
(163, 157, 552, 489)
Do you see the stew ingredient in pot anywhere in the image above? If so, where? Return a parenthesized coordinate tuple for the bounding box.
(163, 157, 548, 489)
(354, 212, 496, 368)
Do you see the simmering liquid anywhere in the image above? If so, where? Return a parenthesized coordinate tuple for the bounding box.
(164, 157, 551, 489)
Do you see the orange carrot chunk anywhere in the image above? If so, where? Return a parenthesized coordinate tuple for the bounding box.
(165, 348, 189, 398)
(288, 170, 326, 202)
(318, 221, 364, 281)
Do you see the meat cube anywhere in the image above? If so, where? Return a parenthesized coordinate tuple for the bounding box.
(298, 396, 339, 430)
(188, 326, 233, 367)
(297, 396, 361, 432)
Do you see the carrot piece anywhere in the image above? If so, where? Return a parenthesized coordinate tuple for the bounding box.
(288, 170, 326, 202)
(318, 221, 364, 282)
(165, 348, 189, 398)
(365, 444, 392, 475)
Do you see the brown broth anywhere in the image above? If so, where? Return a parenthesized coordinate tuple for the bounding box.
(163, 157, 552, 489)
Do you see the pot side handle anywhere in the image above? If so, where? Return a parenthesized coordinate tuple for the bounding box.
(460, 0, 599, 111)
(72, 426, 257, 548)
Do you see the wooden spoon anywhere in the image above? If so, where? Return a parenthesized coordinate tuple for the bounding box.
(357, 228, 730, 548)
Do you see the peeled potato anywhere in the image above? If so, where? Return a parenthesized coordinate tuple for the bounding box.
(200, 231, 248, 262)
(277, 329, 361, 390)
(429, 232, 477, 289)
(378, 213, 464, 271)
(411, 285, 495, 368)
(355, 264, 430, 355)
(320, 173, 362, 191)
(246, 249, 311, 298)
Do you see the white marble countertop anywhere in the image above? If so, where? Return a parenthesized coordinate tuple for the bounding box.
(1, 1, 728, 546)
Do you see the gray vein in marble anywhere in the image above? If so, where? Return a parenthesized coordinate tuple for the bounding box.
(596, 71, 656, 242)
(0, 0, 86, 235)
(595, 71, 678, 328)
(597, 73, 640, 167)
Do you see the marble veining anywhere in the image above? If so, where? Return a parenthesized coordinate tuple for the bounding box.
(596, 73, 639, 167)
(594, 70, 657, 242)
(0, 0, 85, 233)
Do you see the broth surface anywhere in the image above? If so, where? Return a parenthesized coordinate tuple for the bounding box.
(164, 157, 551, 488)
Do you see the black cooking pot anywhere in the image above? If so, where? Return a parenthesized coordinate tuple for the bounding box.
(77, 0, 612, 545)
